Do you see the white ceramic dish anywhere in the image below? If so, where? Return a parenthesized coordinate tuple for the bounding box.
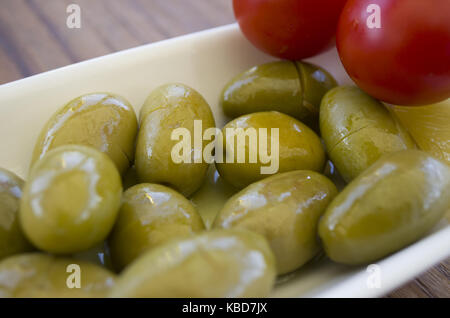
(0, 24, 448, 298)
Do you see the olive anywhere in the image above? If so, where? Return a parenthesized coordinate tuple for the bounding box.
(221, 61, 337, 128)
(216, 111, 325, 189)
(31, 93, 138, 175)
(320, 86, 416, 182)
(319, 150, 450, 265)
(214, 170, 337, 274)
(109, 183, 205, 271)
(20, 145, 122, 254)
(0, 168, 34, 260)
(135, 83, 216, 197)
(0, 253, 116, 298)
(109, 229, 276, 297)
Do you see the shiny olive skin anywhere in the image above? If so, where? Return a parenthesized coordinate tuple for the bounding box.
(110, 229, 276, 297)
(20, 145, 122, 254)
(214, 171, 337, 275)
(221, 61, 337, 125)
(0, 168, 34, 260)
(109, 183, 205, 271)
(0, 253, 116, 298)
(319, 150, 450, 265)
(136, 83, 216, 197)
(320, 86, 415, 182)
(31, 93, 138, 175)
(216, 111, 326, 189)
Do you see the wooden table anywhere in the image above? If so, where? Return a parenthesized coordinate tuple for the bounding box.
(0, 0, 448, 298)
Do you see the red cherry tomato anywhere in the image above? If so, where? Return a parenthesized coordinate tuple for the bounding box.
(233, 0, 347, 60)
(337, 0, 450, 106)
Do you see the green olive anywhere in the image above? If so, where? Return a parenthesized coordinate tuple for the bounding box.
(319, 150, 450, 265)
(110, 229, 276, 297)
(31, 93, 138, 175)
(135, 83, 216, 197)
(297, 62, 338, 118)
(214, 170, 337, 275)
(20, 145, 122, 254)
(320, 86, 415, 182)
(109, 183, 205, 271)
(0, 168, 34, 260)
(0, 253, 116, 298)
(216, 111, 326, 189)
(221, 61, 337, 127)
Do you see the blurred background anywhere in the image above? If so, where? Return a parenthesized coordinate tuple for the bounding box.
(0, 0, 234, 84)
(0, 0, 448, 298)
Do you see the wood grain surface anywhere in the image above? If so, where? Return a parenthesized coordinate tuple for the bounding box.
(0, 0, 448, 298)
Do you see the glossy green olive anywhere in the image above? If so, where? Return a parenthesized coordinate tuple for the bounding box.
(0, 168, 34, 260)
(319, 150, 450, 265)
(109, 183, 205, 271)
(320, 86, 415, 182)
(221, 61, 337, 126)
(110, 229, 276, 297)
(216, 111, 326, 189)
(0, 253, 116, 298)
(136, 83, 216, 197)
(31, 93, 138, 175)
(20, 145, 122, 254)
(214, 170, 337, 275)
